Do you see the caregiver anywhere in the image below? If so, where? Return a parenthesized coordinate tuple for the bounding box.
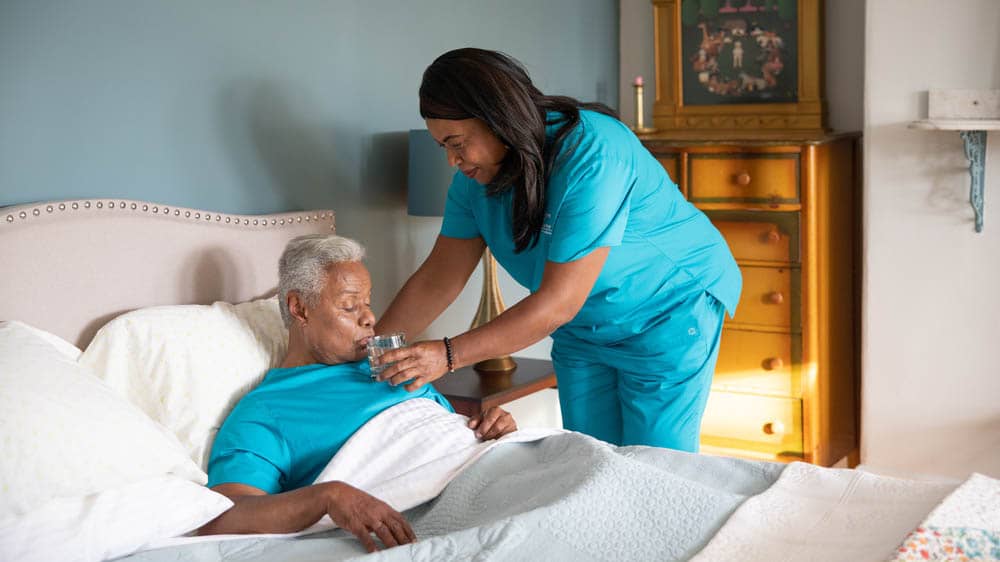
(374, 48, 741, 452)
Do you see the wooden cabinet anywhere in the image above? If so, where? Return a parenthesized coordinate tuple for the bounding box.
(642, 133, 860, 467)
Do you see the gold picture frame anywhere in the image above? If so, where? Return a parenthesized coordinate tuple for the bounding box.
(650, 0, 826, 138)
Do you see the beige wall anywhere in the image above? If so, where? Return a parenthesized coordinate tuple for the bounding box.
(862, 0, 1000, 479)
(619, 0, 1000, 478)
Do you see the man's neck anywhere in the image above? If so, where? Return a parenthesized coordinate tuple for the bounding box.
(280, 329, 315, 369)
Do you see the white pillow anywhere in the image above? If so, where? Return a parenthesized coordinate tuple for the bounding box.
(0, 475, 233, 562)
(0, 321, 204, 519)
(79, 297, 288, 469)
(9, 322, 83, 360)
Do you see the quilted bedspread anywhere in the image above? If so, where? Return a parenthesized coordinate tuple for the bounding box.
(119, 396, 998, 562)
(120, 430, 783, 561)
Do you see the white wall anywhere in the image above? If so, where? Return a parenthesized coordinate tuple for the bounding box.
(862, 0, 1000, 479)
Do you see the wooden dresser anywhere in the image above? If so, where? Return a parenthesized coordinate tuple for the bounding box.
(641, 133, 860, 467)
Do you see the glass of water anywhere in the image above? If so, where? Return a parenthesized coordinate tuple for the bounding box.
(367, 332, 406, 380)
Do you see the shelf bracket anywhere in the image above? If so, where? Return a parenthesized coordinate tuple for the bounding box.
(959, 130, 986, 233)
(910, 90, 999, 232)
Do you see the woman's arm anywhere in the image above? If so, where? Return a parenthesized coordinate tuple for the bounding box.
(376, 247, 609, 391)
(375, 235, 485, 338)
(199, 481, 415, 552)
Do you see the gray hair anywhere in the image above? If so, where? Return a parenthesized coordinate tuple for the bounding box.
(278, 234, 366, 326)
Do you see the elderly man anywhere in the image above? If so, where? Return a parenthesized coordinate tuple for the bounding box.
(199, 234, 517, 552)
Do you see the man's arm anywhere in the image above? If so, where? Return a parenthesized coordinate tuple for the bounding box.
(199, 481, 415, 553)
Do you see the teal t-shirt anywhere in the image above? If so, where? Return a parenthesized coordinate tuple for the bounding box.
(207, 361, 453, 494)
(441, 110, 741, 347)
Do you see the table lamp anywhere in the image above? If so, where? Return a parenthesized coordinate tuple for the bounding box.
(407, 129, 518, 375)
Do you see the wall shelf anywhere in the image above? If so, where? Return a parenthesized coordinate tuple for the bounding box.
(909, 119, 1000, 132)
(909, 116, 999, 233)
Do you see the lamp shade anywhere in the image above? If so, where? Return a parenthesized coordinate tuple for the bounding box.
(407, 129, 455, 217)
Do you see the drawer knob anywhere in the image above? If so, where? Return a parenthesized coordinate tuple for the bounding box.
(762, 421, 786, 436)
(762, 357, 784, 371)
(763, 229, 781, 244)
(765, 291, 784, 305)
(735, 171, 752, 186)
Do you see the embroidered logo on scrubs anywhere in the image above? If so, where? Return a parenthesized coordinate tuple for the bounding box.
(541, 213, 553, 236)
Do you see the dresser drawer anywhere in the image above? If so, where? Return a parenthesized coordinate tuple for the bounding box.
(731, 266, 797, 329)
(714, 329, 799, 397)
(656, 154, 680, 185)
(714, 217, 798, 264)
(688, 153, 800, 204)
(701, 391, 803, 456)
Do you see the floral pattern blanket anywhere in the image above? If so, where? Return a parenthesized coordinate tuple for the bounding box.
(890, 473, 1000, 562)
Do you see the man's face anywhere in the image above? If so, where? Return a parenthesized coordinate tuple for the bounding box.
(300, 261, 375, 364)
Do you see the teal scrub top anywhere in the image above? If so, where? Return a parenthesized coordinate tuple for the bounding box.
(441, 110, 741, 347)
(207, 361, 453, 494)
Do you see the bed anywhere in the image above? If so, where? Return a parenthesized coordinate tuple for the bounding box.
(1, 198, 997, 562)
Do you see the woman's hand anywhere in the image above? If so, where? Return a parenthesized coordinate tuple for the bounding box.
(374, 340, 449, 392)
(468, 406, 518, 440)
(324, 481, 416, 553)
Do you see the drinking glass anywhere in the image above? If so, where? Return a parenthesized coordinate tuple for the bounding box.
(367, 332, 406, 380)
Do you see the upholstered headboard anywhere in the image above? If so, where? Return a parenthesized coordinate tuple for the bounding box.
(0, 199, 335, 348)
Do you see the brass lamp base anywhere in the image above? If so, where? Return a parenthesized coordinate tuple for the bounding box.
(470, 248, 518, 376)
(477, 369, 514, 394)
(474, 355, 518, 374)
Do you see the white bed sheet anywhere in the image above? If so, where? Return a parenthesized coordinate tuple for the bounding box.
(141, 398, 560, 551)
(691, 461, 958, 562)
(120, 422, 787, 561)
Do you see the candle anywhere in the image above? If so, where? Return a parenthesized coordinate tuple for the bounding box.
(633, 76, 645, 131)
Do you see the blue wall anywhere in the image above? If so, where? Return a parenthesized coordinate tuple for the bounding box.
(0, 1, 619, 215)
(1, 1, 618, 348)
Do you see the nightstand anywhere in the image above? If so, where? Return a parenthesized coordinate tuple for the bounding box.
(432, 357, 557, 417)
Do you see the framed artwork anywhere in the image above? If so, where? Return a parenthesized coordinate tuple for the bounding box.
(651, 0, 826, 136)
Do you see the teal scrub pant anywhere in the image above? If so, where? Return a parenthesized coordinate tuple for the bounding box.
(551, 291, 725, 452)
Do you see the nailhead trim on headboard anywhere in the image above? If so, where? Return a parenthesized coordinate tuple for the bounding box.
(3, 199, 335, 230)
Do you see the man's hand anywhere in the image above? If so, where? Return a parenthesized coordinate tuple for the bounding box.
(467, 406, 518, 440)
(325, 481, 416, 553)
(202, 481, 415, 552)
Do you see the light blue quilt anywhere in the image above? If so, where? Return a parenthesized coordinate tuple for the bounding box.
(117, 433, 784, 562)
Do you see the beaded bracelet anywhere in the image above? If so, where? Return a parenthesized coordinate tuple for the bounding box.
(442, 337, 456, 373)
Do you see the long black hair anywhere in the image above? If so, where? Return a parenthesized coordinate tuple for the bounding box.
(419, 48, 617, 253)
